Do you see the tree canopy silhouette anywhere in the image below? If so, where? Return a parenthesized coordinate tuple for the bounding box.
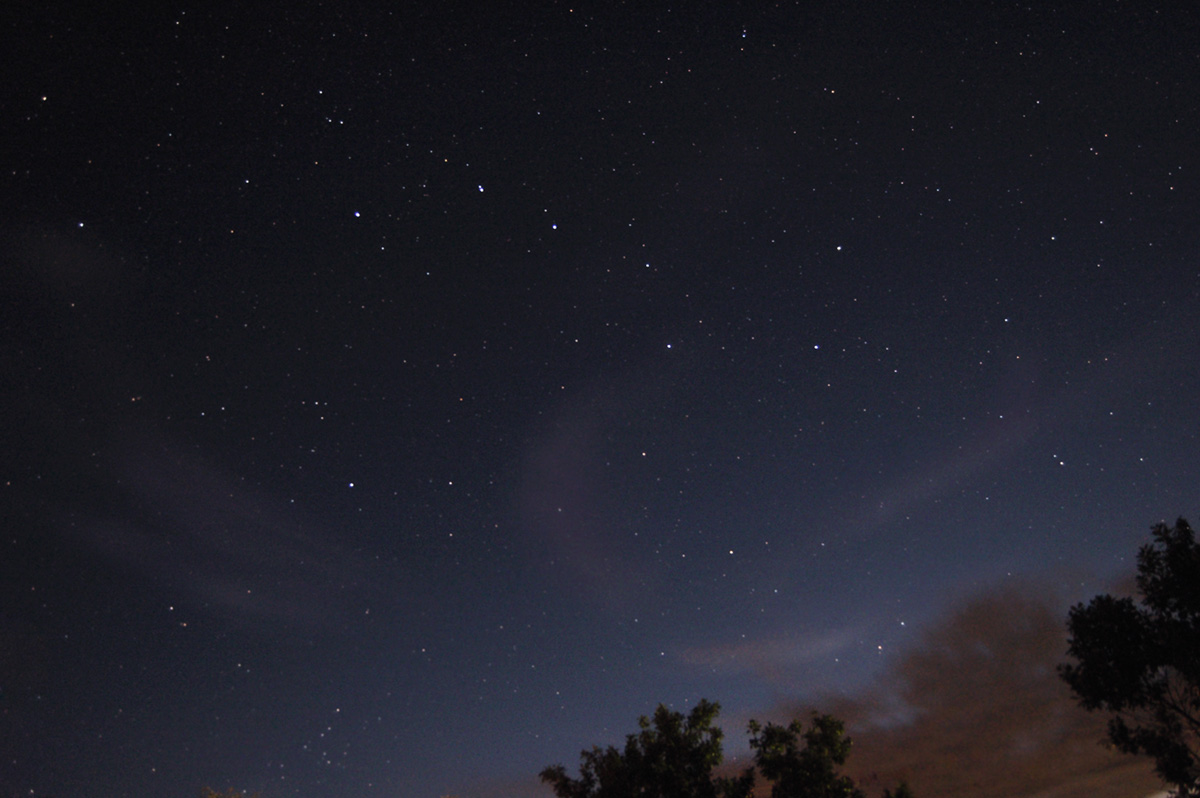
(540, 700, 910, 798)
(539, 699, 753, 798)
(749, 714, 861, 798)
(1059, 517, 1200, 796)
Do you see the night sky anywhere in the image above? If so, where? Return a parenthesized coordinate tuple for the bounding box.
(4, 3, 1199, 797)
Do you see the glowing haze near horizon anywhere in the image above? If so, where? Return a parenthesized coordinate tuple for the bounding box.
(3, 3, 1199, 797)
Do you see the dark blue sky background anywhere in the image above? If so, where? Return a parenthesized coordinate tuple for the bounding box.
(3, 3, 1199, 796)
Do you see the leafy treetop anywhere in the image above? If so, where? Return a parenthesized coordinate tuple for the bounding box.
(541, 700, 910, 798)
(1059, 518, 1200, 796)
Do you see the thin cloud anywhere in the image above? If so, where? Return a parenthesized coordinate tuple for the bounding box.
(679, 627, 859, 686)
(58, 429, 438, 633)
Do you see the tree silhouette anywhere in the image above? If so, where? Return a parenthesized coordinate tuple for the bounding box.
(1059, 518, 1200, 796)
(540, 699, 753, 798)
(748, 713, 865, 798)
(542, 700, 909, 798)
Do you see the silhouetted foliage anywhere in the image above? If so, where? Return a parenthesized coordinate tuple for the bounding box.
(540, 699, 753, 798)
(749, 713, 903, 798)
(542, 701, 910, 798)
(1059, 518, 1200, 796)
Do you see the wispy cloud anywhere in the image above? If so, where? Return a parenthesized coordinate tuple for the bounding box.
(678, 627, 859, 686)
(58, 429, 436, 633)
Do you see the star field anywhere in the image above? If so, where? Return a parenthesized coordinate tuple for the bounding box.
(3, 3, 1200, 797)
